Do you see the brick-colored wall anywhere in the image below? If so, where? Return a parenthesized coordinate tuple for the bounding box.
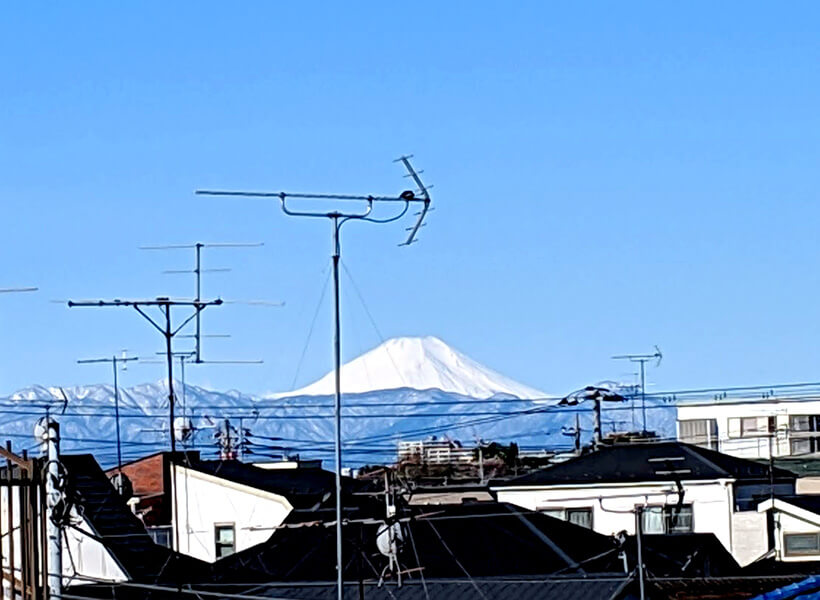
(108, 453, 165, 496)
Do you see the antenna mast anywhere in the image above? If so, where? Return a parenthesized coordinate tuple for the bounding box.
(67, 297, 222, 453)
(612, 346, 663, 433)
(196, 155, 432, 600)
(140, 242, 265, 362)
(77, 351, 139, 487)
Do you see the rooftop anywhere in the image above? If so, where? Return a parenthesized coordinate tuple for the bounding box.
(495, 442, 796, 487)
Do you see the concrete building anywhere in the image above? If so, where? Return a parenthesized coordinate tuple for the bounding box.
(492, 441, 796, 566)
(677, 397, 820, 460)
(397, 438, 474, 465)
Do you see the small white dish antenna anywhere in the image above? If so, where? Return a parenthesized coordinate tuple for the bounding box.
(174, 416, 194, 442)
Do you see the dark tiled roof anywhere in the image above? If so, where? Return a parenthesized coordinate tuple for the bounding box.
(773, 495, 820, 515)
(61, 454, 206, 583)
(251, 578, 631, 600)
(624, 533, 740, 577)
(498, 442, 796, 486)
(649, 575, 818, 600)
(210, 502, 629, 583)
(183, 458, 361, 509)
(67, 578, 631, 600)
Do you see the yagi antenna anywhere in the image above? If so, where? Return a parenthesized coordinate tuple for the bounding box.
(194, 155, 432, 600)
(0, 287, 38, 294)
(139, 241, 269, 363)
(611, 346, 664, 434)
(394, 155, 432, 246)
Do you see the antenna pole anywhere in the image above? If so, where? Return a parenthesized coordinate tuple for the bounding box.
(638, 359, 646, 433)
(164, 303, 177, 455)
(195, 156, 432, 600)
(112, 356, 123, 477)
(331, 216, 344, 600)
(635, 506, 646, 600)
(195, 243, 202, 363)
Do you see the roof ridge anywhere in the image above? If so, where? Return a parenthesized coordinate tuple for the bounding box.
(677, 443, 732, 479)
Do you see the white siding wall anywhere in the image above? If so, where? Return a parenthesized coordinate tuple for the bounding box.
(172, 465, 293, 563)
(1, 489, 126, 587)
(63, 511, 128, 583)
(495, 480, 755, 564)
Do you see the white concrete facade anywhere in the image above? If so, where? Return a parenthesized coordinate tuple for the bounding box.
(676, 398, 820, 459)
(171, 464, 293, 563)
(757, 498, 820, 562)
(494, 478, 768, 566)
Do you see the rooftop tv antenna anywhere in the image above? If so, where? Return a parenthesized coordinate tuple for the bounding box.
(66, 296, 222, 454)
(196, 155, 432, 600)
(139, 242, 272, 362)
(612, 346, 663, 433)
(77, 350, 139, 489)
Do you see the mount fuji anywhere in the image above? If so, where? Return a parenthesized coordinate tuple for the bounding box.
(277, 336, 546, 399)
(2, 337, 676, 466)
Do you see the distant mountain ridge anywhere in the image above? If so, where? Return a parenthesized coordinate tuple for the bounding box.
(3, 337, 676, 466)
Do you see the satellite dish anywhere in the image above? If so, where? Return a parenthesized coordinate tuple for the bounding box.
(109, 472, 133, 500)
(33, 417, 51, 444)
(174, 416, 194, 442)
(376, 521, 403, 557)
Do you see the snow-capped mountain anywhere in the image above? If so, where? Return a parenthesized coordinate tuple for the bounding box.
(277, 336, 546, 399)
(2, 337, 676, 466)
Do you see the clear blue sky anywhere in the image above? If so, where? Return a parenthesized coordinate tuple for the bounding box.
(2, 2, 820, 397)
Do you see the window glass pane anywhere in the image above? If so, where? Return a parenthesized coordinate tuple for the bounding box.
(665, 506, 693, 533)
(791, 438, 813, 456)
(217, 527, 234, 543)
(791, 416, 811, 432)
(540, 509, 565, 520)
(567, 508, 592, 529)
(642, 507, 664, 534)
(785, 534, 820, 555)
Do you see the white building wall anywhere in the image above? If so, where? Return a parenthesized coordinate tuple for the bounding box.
(730, 511, 769, 566)
(63, 511, 128, 583)
(1, 489, 127, 588)
(495, 480, 757, 564)
(677, 399, 820, 459)
(171, 465, 293, 563)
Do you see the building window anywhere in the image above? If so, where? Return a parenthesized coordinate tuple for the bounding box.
(728, 416, 773, 438)
(784, 533, 820, 556)
(147, 526, 172, 548)
(642, 505, 693, 535)
(679, 419, 718, 450)
(788, 415, 820, 457)
(566, 508, 593, 529)
(790, 415, 819, 433)
(538, 507, 593, 529)
(215, 524, 236, 559)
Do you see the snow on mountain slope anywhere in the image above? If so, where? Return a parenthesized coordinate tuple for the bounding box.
(277, 336, 546, 399)
(2, 338, 677, 467)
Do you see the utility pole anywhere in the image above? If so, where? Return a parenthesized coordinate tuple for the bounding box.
(559, 386, 627, 450)
(77, 351, 139, 488)
(612, 347, 663, 433)
(196, 155, 432, 600)
(67, 297, 221, 454)
(44, 419, 61, 600)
